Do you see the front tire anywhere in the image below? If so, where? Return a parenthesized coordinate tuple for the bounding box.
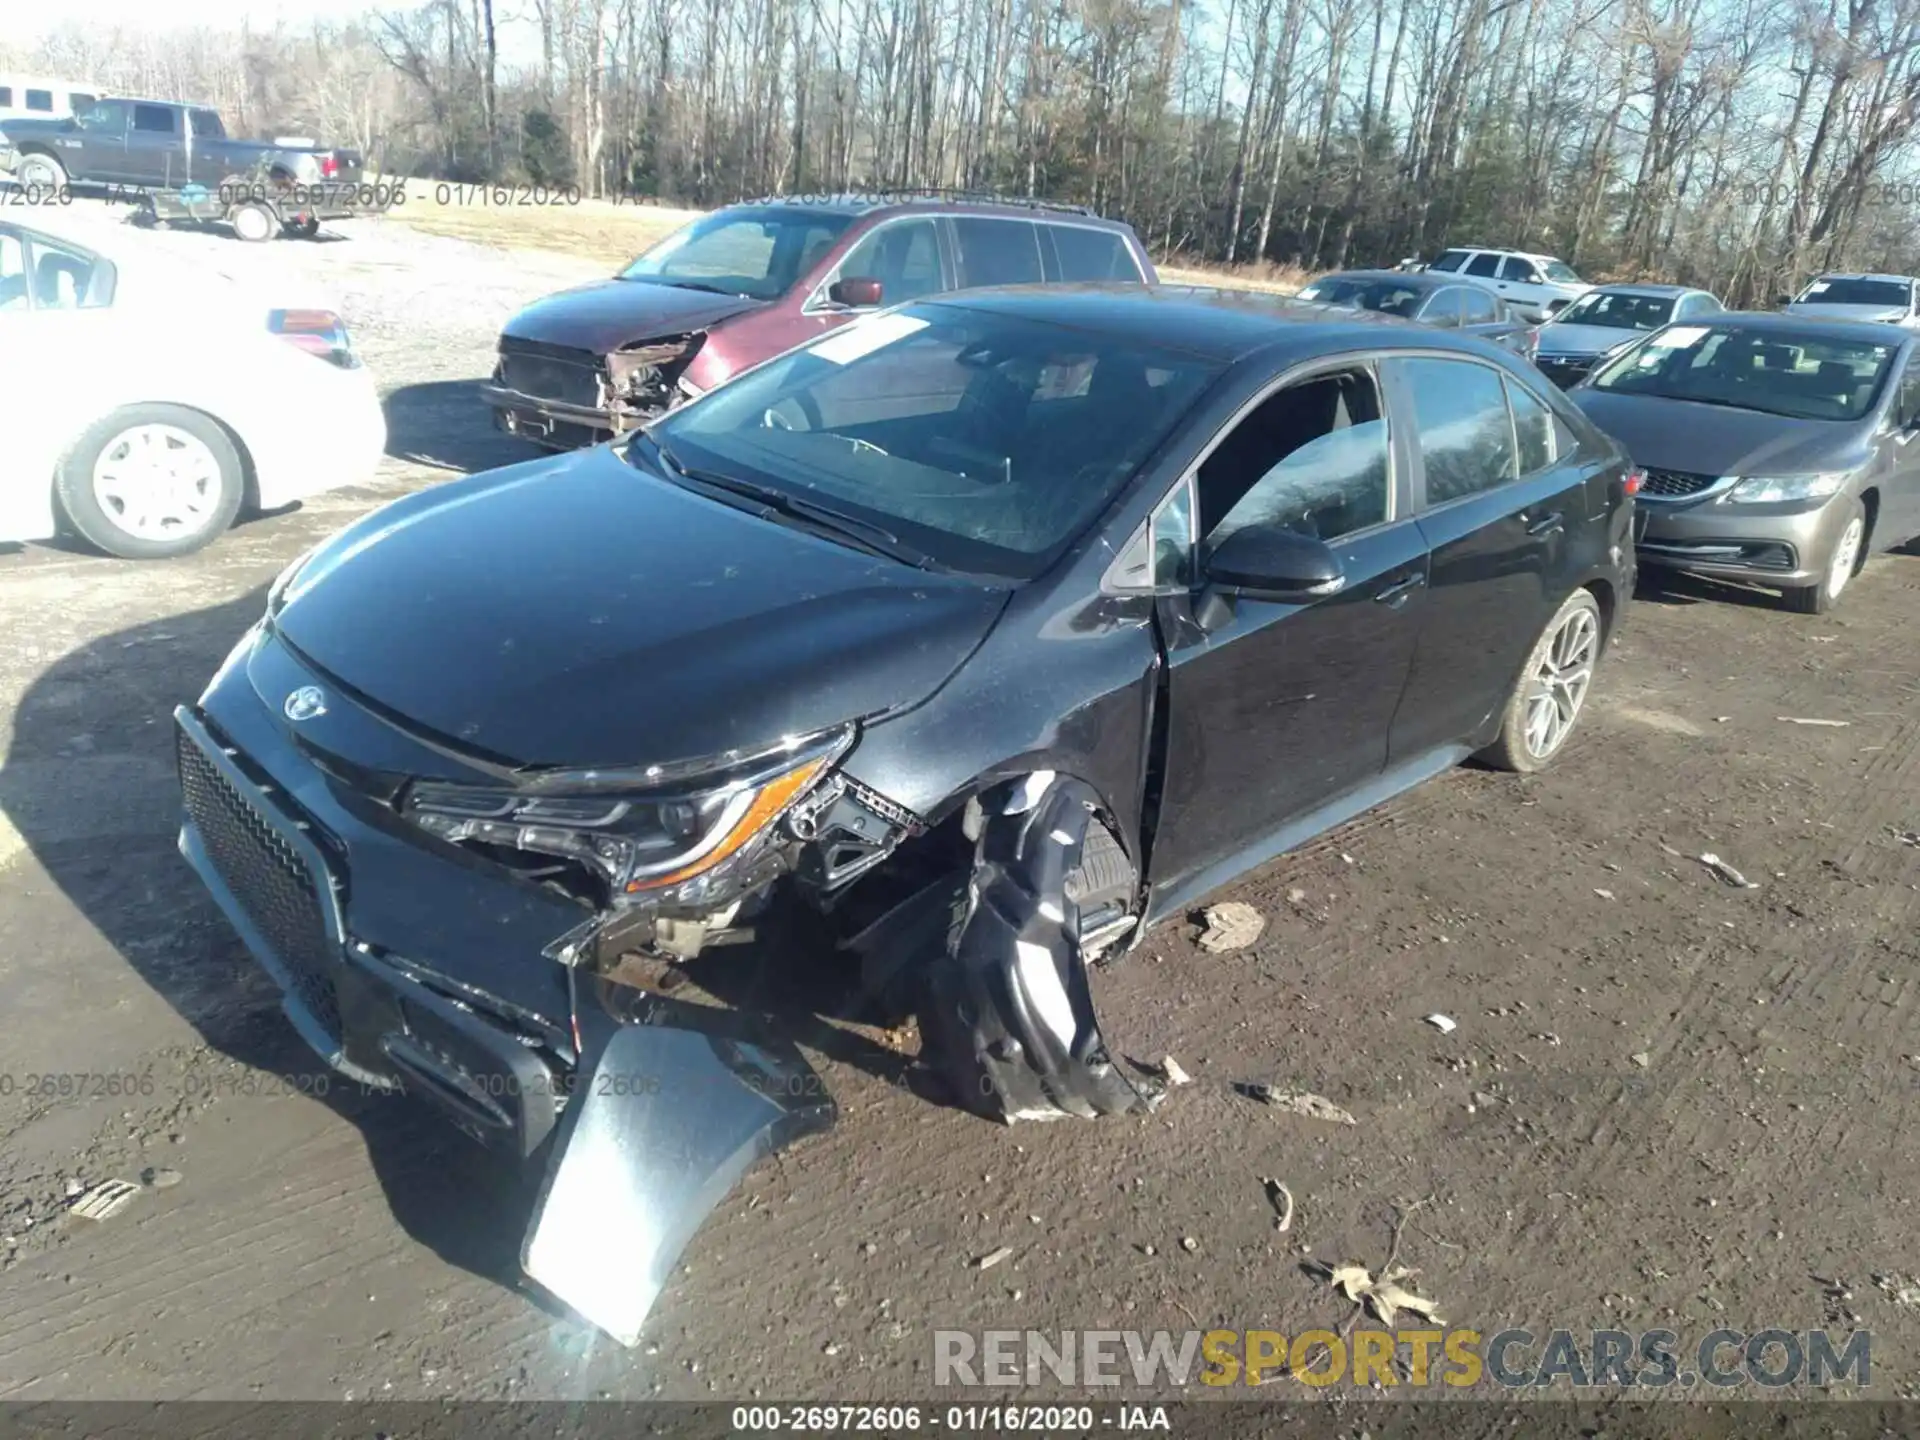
(282, 216, 320, 239)
(1479, 588, 1604, 773)
(1783, 499, 1866, 614)
(15, 153, 67, 192)
(55, 405, 245, 559)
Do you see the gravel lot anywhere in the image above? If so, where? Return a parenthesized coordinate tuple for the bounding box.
(2, 206, 1919, 1409)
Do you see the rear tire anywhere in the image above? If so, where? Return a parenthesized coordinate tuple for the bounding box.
(1479, 588, 1604, 773)
(55, 405, 245, 559)
(230, 201, 276, 243)
(1783, 499, 1865, 614)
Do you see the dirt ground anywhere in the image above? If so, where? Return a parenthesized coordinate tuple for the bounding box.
(1, 203, 1918, 1411)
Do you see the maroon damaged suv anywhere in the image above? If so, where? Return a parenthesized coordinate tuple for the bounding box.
(481, 193, 1157, 447)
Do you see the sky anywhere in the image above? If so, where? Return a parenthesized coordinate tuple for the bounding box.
(17, 0, 386, 38)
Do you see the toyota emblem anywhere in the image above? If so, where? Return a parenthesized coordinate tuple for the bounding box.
(284, 686, 327, 722)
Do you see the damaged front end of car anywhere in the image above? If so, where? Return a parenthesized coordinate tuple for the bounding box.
(179, 628, 1155, 1348)
(486, 331, 705, 445)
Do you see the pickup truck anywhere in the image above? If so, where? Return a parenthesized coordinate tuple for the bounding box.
(0, 97, 379, 239)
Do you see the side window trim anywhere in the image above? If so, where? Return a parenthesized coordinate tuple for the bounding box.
(1044, 219, 1149, 282)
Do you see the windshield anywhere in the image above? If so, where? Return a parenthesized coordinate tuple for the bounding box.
(1589, 322, 1896, 422)
(1297, 276, 1424, 317)
(1796, 277, 1911, 309)
(1552, 291, 1674, 331)
(1540, 259, 1582, 283)
(619, 206, 854, 301)
(646, 303, 1224, 579)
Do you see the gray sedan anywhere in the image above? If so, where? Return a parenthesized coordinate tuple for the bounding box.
(1295, 269, 1530, 351)
(1570, 313, 1920, 614)
(1528, 283, 1723, 388)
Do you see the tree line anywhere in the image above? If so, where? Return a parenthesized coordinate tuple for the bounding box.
(12, 0, 1920, 303)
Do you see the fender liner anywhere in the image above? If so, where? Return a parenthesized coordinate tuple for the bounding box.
(919, 774, 1153, 1122)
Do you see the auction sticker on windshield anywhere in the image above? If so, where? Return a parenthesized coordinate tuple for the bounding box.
(811, 312, 930, 364)
(1649, 326, 1709, 347)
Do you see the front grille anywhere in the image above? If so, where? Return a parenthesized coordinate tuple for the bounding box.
(178, 730, 342, 1040)
(497, 339, 604, 408)
(1641, 467, 1719, 499)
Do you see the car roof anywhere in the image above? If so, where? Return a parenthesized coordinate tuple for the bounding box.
(918, 282, 1489, 361)
(1689, 310, 1913, 343)
(724, 193, 1133, 230)
(1806, 272, 1917, 283)
(1438, 245, 1561, 261)
(1588, 282, 1695, 297)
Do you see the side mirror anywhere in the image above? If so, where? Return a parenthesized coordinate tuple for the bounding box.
(828, 276, 883, 309)
(1775, 293, 1793, 308)
(1203, 524, 1345, 600)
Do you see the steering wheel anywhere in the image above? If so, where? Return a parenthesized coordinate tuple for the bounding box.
(760, 393, 826, 432)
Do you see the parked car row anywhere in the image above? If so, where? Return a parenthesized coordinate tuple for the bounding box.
(1303, 254, 1920, 615)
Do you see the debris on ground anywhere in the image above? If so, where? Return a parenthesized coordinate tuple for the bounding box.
(1155, 1055, 1192, 1087)
(1424, 1014, 1458, 1035)
(1874, 1274, 1920, 1308)
(141, 1167, 183, 1190)
(1777, 716, 1849, 727)
(1891, 829, 1920, 848)
(1327, 1261, 1443, 1327)
(68, 1179, 142, 1222)
(1181, 1236, 1199, 1253)
(1263, 1177, 1295, 1233)
(1631, 1052, 1652, 1069)
(1697, 853, 1759, 888)
(1195, 902, 1266, 953)
(976, 1246, 1013, 1271)
(1238, 1084, 1357, 1126)
(1594, 888, 1615, 900)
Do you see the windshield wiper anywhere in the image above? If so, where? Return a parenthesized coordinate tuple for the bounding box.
(622, 276, 754, 299)
(640, 434, 944, 570)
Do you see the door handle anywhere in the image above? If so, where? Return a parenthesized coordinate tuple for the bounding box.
(1374, 571, 1427, 608)
(1522, 510, 1564, 537)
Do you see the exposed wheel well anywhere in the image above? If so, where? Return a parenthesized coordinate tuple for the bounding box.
(1859, 487, 1880, 553)
(1584, 576, 1618, 643)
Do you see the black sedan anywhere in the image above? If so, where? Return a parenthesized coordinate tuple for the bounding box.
(1297, 268, 1531, 350)
(172, 285, 1638, 1346)
(1571, 313, 1920, 613)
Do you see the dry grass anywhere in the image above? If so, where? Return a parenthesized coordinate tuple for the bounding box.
(380, 175, 1305, 294)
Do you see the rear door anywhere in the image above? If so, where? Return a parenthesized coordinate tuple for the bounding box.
(125, 103, 182, 186)
(1149, 359, 1430, 892)
(1383, 354, 1592, 761)
(1879, 352, 1920, 545)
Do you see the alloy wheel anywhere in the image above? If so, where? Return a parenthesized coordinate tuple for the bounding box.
(1826, 515, 1865, 600)
(1523, 605, 1598, 759)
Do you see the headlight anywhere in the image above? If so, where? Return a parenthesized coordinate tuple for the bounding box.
(401, 725, 853, 904)
(1725, 472, 1850, 504)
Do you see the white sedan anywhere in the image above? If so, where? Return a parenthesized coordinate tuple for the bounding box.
(0, 207, 385, 558)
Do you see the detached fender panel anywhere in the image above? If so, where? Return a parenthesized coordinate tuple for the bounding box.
(919, 774, 1151, 1122)
(521, 1020, 835, 1345)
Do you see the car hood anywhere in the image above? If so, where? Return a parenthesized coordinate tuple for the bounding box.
(501, 278, 767, 355)
(269, 445, 1011, 769)
(1534, 322, 1648, 359)
(1785, 301, 1910, 325)
(1571, 389, 1872, 476)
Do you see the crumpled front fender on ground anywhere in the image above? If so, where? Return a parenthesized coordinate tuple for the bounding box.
(521, 1019, 835, 1345)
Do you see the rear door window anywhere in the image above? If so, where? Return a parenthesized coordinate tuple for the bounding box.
(1504, 376, 1556, 473)
(1048, 225, 1140, 281)
(1430, 250, 1470, 273)
(1393, 357, 1518, 505)
(953, 218, 1044, 288)
(1419, 288, 1465, 327)
(1462, 287, 1498, 323)
(1498, 256, 1542, 283)
(189, 109, 225, 139)
(1465, 252, 1503, 279)
(0, 232, 27, 310)
(132, 104, 178, 134)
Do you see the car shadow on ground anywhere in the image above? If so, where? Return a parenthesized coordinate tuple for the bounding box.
(0, 587, 926, 1312)
(383, 379, 547, 475)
